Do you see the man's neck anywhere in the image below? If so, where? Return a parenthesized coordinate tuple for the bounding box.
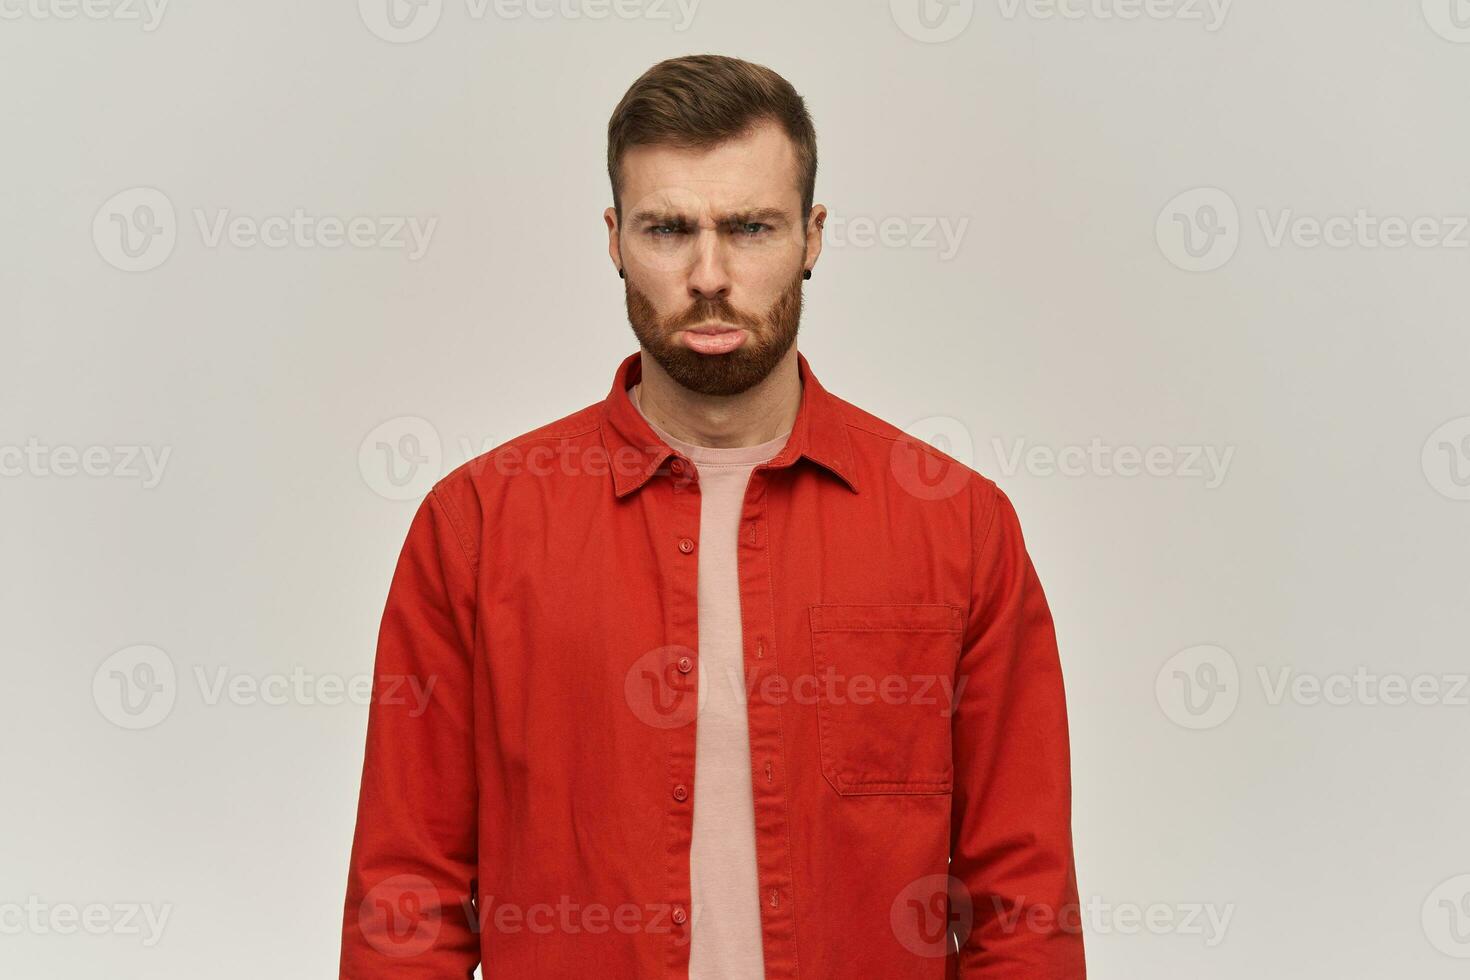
(633, 347, 801, 449)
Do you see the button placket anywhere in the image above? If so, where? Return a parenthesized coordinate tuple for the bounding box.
(733, 467, 800, 975)
(658, 461, 701, 976)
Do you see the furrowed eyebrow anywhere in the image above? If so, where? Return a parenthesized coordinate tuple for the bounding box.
(630, 209, 689, 226)
(630, 207, 791, 226)
(723, 207, 789, 225)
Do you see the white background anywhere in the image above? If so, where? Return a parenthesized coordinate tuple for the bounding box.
(3, 0, 1469, 976)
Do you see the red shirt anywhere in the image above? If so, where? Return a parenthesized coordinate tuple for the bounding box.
(340, 350, 1085, 978)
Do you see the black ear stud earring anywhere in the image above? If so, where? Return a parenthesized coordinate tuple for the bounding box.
(803, 269, 812, 280)
(619, 268, 625, 279)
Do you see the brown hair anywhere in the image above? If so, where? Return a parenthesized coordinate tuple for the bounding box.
(607, 54, 818, 223)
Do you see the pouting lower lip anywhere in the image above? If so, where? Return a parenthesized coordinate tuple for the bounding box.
(683, 329, 747, 353)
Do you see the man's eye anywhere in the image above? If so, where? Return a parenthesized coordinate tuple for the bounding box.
(648, 224, 684, 237)
(737, 223, 769, 236)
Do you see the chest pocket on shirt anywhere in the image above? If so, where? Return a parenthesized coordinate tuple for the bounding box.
(806, 603, 964, 796)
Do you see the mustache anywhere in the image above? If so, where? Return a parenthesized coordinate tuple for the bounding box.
(666, 298, 762, 330)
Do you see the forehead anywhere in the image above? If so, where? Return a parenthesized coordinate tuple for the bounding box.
(619, 118, 801, 215)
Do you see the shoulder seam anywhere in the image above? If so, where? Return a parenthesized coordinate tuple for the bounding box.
(478, 419, 602, 459)
(842, 417, 979, 476)
(429, 486, 478, 575)
(970, 474, 1003, 606)
(445, 418, 603, 484)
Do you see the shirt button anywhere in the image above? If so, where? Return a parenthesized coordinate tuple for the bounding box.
(672, 783, 688, 802)
(672, 905, 688, 925)
(670, 458, 685, 476)
(676, 656, 693, 674)
(677, 537, 695, 554)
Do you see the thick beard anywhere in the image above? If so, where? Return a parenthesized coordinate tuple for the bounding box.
(624, 268, 804, 397)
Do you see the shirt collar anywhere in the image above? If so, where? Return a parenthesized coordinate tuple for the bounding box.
(598, 349, 860, 498)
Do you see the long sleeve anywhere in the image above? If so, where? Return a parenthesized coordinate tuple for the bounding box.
(948, 478, 1086, 978)
(340, 487, 481, 978)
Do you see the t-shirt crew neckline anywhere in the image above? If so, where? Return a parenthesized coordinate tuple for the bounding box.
(630, 382, 792, 467)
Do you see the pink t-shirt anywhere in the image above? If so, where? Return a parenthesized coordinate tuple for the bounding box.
(631, 382, 792, 980)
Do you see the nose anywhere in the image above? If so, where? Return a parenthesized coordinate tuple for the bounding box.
(686, 226, 732, 303)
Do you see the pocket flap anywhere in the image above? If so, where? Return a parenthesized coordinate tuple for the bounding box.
(809, 603, 962, 634)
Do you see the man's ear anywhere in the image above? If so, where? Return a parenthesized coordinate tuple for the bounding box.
(604, 206, 623, 276)
(803, 203, 827, 272)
